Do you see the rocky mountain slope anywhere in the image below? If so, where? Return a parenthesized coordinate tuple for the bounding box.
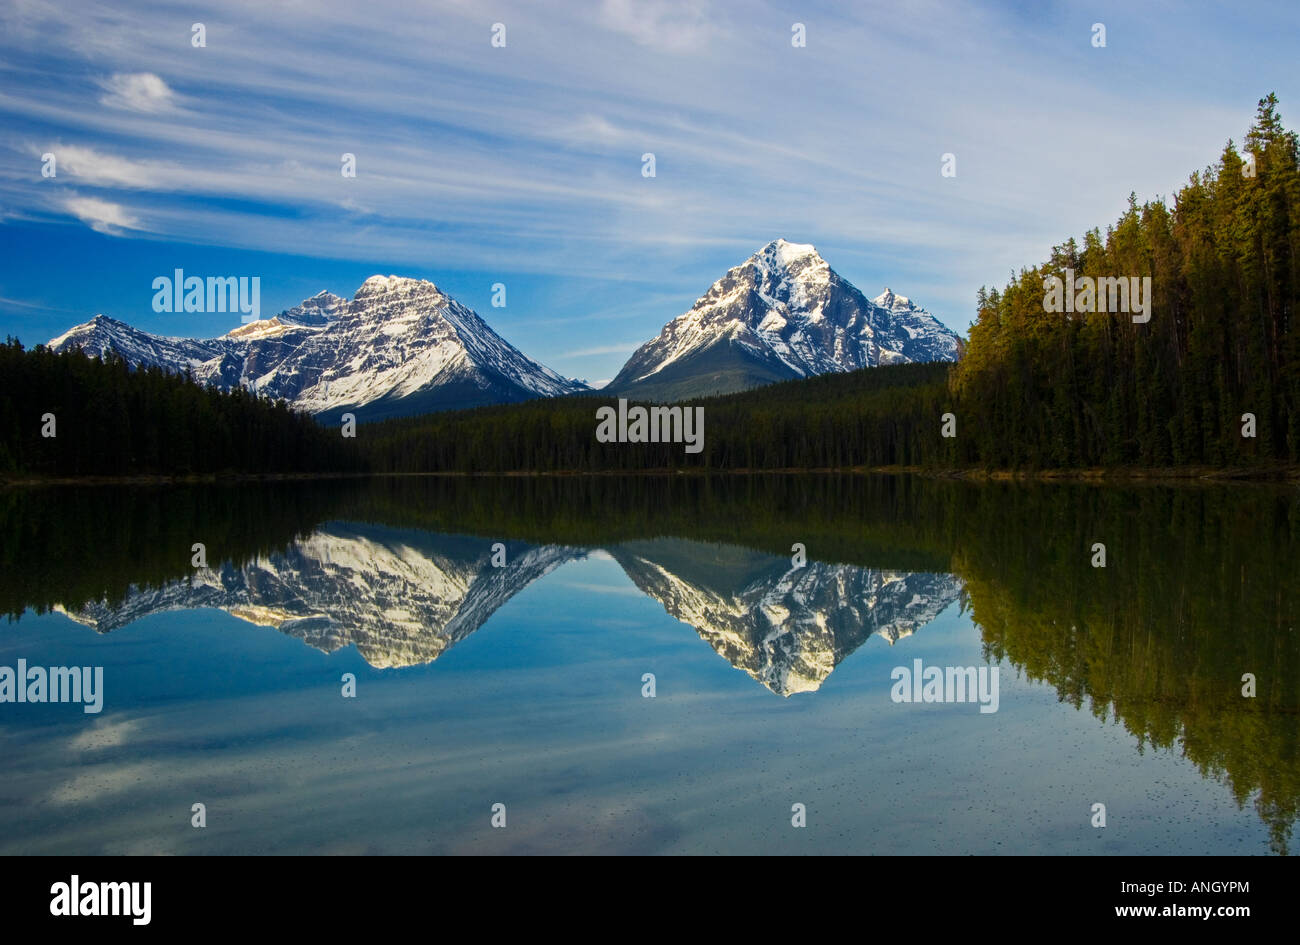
(609, 239, 962, 400)
(48, 277, 588, 421)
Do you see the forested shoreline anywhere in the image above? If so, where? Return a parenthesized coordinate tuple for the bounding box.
(950, 95, 1300, 468)
(3, 96, 1296, 481)
(0, 340, 364, 478)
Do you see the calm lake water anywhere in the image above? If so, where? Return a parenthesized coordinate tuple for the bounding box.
(1, 475, 1296, 854)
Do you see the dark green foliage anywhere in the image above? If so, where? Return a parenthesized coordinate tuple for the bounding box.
(0, 340, 364, 478)
(950, 94, 1300, 469)
(0, 480, 354, 619)
(364, 361, 953, 472)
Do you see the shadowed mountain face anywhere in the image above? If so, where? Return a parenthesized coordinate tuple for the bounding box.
(52, 523, 959, 690)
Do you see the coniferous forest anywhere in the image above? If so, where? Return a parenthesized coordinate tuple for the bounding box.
(0, 340, 363, 477)
(2, 96, 1296, 479)
(951, 95, 1300, 469)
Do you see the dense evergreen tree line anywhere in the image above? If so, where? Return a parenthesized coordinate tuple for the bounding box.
(0, 340, 364, 477)
(362, 361, 951, 472)
(948, 94, 1300, 468)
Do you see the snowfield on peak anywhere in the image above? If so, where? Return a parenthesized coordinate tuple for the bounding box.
(46, 244, 962, 416)
(608, 239, 962, 401)
(47, 275, 588, 421)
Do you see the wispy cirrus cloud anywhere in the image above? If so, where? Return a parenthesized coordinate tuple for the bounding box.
(63, 195, 140, 234)
(560, 342, 645, 358)
(96, 72, 178, 113)
(596, 0, 717, 53)
(1, 0, 1280, 291)
(31, 143, 165, 188)
(0, 0, 1297, 377)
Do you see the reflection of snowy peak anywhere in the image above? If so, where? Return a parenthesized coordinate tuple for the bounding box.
(47, 277, 587, 421)
(57, 525, 584, 668)
(610, 539, 962, 695)
(54, 529, 958, 692)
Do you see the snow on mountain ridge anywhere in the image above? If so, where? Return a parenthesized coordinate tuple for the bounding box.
(759, 237, 821, 271)
(610, 238, 962, 396)
(47, 275, 587, 419)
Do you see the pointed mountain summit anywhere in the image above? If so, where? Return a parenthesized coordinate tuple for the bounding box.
(47, 276, 588, 421)
(608, 239, 962, 400)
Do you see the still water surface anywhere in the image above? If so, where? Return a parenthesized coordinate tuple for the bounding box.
(1, 475, 1296, 854)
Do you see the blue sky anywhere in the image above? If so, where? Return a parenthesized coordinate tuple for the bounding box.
(1, 0, 1296, 385)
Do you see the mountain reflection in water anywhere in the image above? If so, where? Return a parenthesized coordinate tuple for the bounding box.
(54, 524, 961, 696)
(2, 474, 1297, 853)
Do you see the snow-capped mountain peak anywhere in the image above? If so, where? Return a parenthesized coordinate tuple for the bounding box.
(873, 287, 918, 311)
(47, 275, 587, 420)
(354, 274, 435, 298)
(757, 238, 822, 269)
(608, 239, 963, 399)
